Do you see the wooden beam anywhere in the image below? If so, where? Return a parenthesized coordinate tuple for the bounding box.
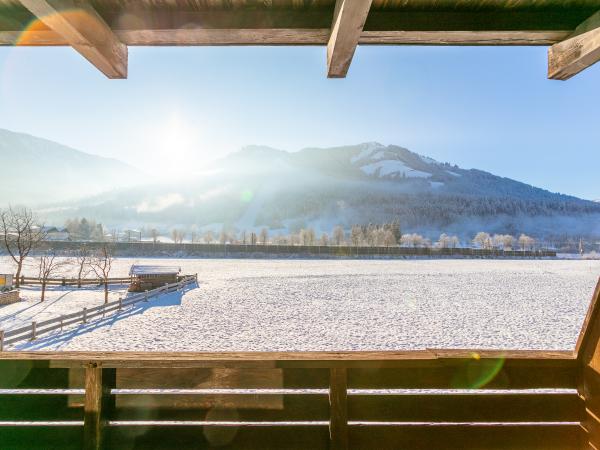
(17, 0, 127, 78)
(83, 364, 116, 450)
(549, 10, 600, 80)
(327, 0, 372, 78)
(329, 368, 348, 450)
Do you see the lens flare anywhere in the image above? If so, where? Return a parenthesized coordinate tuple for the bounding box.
(240, 189, 254, 203)
(451, 357, 506, 389)
(16, 9, 97, 46)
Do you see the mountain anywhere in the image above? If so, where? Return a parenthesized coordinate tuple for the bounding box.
(37, 142, 600, 238)
(0, 128, 144, 206)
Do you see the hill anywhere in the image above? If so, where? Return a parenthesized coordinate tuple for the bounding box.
(0, 128, 144, 206)
(37, 142, 600, 238)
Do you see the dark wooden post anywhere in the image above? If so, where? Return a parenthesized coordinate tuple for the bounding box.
(84, 364, 116, 450)
(575, 279, 600, 449)
(329, 367, 348, 450)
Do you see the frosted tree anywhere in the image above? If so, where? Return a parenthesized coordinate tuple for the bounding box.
(449, 236, 460, 249)
(473, 232, 492, 249)
(219, 229, 228, 245)
(0, 206, 46, 287)
(350, 225, 363, 247)
(518, 234, 535, 251)
(437, 233, 450, 248)
(383, 230, 396, 247)
(332, 226, 345, 246)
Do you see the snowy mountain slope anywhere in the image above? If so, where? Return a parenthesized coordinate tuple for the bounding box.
(35, 142, 600, 238)
(0, 128, 144, 206)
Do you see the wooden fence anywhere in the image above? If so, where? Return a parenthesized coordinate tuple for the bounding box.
(19, 276, 132, 287)
(0, 275, 197, 351)
(30, 241, 557, 258)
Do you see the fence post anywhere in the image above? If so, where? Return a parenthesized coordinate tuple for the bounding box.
(31, 321, 37, 341)
(0, 330, 4, 352)
(83, 363, 116, 450)
(329, 368, 348, 450)
(144, 291, 148, 302)
(60, 316, 64, 331)
(83, 308, 87, 324)
(62, 277, 66, 287)
(118, 297, 122, 311)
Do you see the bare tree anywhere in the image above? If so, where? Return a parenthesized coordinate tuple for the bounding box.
(437, 233, 450, 248)
(319, 233, 329, 246)
(37, 251, 67, 302)
(0, 206, 46, 287)
(219, 229, 228, 245)
(259, 227, 269, 245)
(90, 244, 114, 304)
(74, 245, 92, 288)
(150, 228, 159, 244)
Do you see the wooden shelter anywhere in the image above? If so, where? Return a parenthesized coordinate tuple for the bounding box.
(128, 265, 181, 292)
(0, 0, 599, 79)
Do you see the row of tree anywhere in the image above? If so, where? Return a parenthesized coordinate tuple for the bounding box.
(1, 207, 114, 302)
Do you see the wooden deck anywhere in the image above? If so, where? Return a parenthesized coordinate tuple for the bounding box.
(0, 278, 598, 449)
(1, 0, 599, 79)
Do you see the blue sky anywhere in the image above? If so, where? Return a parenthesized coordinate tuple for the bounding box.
(0, 45, 599, 199)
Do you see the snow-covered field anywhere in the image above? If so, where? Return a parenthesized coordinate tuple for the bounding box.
(0, 257, 598, 351)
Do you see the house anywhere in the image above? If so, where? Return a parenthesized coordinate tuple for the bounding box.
(128, 265, 181, 292)
(44, 227, 70, 241)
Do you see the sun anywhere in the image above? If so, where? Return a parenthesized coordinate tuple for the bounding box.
(156, 113, 198, 177)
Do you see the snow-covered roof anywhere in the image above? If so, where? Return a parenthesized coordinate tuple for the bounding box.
(129, 265, 181, 276)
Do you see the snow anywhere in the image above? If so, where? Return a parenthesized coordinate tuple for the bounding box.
(130, 265, 181, 276)
(361, 160, 431, 178)
(0, 257, 598, 352)
(430, 181, 445, 189)
(447, 170, 462, 177)
(350, 142, 385, 163)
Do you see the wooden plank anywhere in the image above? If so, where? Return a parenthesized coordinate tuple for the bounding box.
(327, 0, 372, 78)
(0, 426, 82, 450)
(0, 350, 576, 368)
(575, 278, 600, 363)
(329, 368, 348, 450)
(360, 30, 571, 45)
(348, 361, 578, 389)
(347, 424, 583, 450)
(349, 393, 582, 422)
(106, 424, 330, 450)
(17, 0, 127, 78)
(549, 10, 600, 80)
(113, 394, 330, 422)
(83, 365, 115, 450)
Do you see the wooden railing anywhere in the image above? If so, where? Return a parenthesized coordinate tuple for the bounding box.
(0, 277, 597, 450)
(18, 276, 132, 287)
(0, 275, 197, 351)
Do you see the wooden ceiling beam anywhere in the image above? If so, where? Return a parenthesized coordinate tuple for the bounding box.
(548, 10, 600, 80)
(327, 0, 372, 78)
(17, 0, 127, 78)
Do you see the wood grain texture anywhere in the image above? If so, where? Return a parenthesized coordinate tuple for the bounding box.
(549, 10, 600, 80)
(329, 368, 348, 450)
(327, 0, 372, 77)
(17, 0, 127, 78)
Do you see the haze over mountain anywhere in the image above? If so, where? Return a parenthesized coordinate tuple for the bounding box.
(0, 128, 144, 206)
(24, 138, 600, 239)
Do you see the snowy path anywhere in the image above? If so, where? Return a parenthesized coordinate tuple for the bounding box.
(0, 257, 598, 352)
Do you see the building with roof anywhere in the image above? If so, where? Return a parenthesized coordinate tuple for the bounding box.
(128, 265, 181, 292)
